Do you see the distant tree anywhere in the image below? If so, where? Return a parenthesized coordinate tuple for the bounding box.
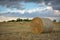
(8, 20, 15, 22)
(8, 20, 11, 22)
(11, 20, 15, 22)
(23, 18, 31, 22)
(24, 18, 28, 21)
(16, 18, 22, 22)
(53, 19, 56, 22)
(7, 18, 31, 22)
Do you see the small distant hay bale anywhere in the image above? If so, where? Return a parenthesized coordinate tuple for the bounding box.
(30, 17, 53, 34)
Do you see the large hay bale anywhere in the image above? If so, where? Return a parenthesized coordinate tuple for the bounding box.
(30, 17, 53, 34)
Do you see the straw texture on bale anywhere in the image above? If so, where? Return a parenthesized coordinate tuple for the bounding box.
(30, 17, 53, 34)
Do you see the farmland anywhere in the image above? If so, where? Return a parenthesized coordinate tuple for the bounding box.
(0, 22, 60, 40)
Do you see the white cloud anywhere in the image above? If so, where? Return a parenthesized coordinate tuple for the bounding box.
(46, 6, 53, 10)
(24, 6, 53, 13)
(0, 5, 60, 22)
(0, 16, 33, 22)
(11, 10, 26, 14)
(54, 10, 60, 14)
(17, 10, 25, 14)
(47, 2, 51, 6)
(0, 16, 18, 22)
(3, 7, 47, 14)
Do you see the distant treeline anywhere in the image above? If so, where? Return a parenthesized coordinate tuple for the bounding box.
(3, 18, 32, 22)
(3, 18, 60, 22)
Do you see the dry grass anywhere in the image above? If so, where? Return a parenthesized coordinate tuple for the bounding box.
(53, 22, 60, 32)
(0, 22, 31, 33)
(0, 22, 60, 40)
(53, 22, 60, 26)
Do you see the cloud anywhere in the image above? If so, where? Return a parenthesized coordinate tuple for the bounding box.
(0, 16, 18, 22)
(0, 0, 60, 22)
(0, 0, 44, 9)
(1, 6, 60, 17)
(0, 0, 24, 10)
(0, 0, 42, 6)
(54, 10, 60, 15)
(44, 0, 60, 10)
(0, 0, 60, 10)
(0, 6, 60, 22)
(0, 0, 43, 3)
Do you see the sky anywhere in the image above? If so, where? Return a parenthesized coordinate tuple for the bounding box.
(0, 0, 60, 22)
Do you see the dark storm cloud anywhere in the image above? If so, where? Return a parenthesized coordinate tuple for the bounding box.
(44, 0, 60, 10)
(0, 0, 24, 10)
(0, 0, 43, 3)
(51, 0, 60, 10)
(26, 0, 60, 10)
(0, 0, 60, 10)
(0, 0, 43, 10)
(6, 3, 24, 10)
(24, 0, 43, 3)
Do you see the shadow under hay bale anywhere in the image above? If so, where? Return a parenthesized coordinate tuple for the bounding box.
(30, 17, 53, 34)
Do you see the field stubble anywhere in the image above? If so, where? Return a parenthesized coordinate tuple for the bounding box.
(0, 22, 60, 40)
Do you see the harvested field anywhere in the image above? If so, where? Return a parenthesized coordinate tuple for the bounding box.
(53, 22, 60, 32)
(0, 22, 60, 40)
(0, 31, 60, 40)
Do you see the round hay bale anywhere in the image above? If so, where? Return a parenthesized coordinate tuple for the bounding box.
(30, 17, 53, 34)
